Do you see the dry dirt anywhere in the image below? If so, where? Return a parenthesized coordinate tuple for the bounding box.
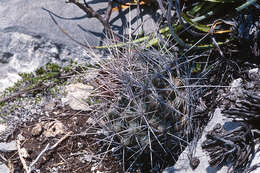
(0, 106, 124, 173)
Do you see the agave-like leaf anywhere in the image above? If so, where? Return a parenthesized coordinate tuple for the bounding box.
(204, 0, 237, 3)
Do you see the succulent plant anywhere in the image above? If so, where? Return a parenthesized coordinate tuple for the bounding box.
(203, 68, 260, 173)
(84, 46, 217, 172)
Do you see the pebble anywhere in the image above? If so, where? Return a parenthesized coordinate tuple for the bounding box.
(0, 140, 17, 152)
(0, 163, 9, 173)
(63, 83, 94, 111)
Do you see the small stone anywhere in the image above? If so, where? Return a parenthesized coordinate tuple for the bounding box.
(190, 157, 200, 170)
(230, 78, 242, 93)
(17, 134, 25, 141)
(49, 47, 59, 55)
(0, 163, 9, 173)
(248, 68, 260, 81)
(30, 109, 37, 114)
(63, 83, 94, 111)
(20, 147, 29, 159)
(44, 100, 56, 111)
(77, 142, 83, 149)
(0, 141, 17, 152)
(53, 111, 59, 115)
(249, 68, 259, 74)
(81, 154, 93, 162)
(0, 124, 7, 135)
(86, 117, 96, 125)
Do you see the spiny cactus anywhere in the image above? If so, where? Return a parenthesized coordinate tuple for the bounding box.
(82, 45, 221, 172)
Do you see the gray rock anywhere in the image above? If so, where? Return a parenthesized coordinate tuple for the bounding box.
(0, 30, 101, 92)
(0, 0, 157, 47)
(230, 78, 243, 93)
(0, 163, 9, 173)
(0, 1, 158, 93)
(0, 124, 7, 135)
(164, 71, 260, 173)
(165, 108, 232, 173)
(0, 140, 17, 152)
(248, 68, 260, 81)
(62, 83, 94, 111)
(249, 144, 260, 173)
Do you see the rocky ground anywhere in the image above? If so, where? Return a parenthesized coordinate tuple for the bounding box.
(0, 0, 156, 92)
(0, 0, 156, 46)
(0, 53, 259, 173)
(0, 1, 259, 173)
(0, 62, 124, 172)
(169, 68, 260, 173)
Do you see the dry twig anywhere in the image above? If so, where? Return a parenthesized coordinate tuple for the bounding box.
(17, 131, 73, 173)
(16, 139, 29, 173)
(66, 0, 118, 41)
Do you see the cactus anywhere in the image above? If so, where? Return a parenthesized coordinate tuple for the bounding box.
(84, 46, 216, 172)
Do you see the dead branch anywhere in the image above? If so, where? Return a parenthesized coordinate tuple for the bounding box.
(28, 144, 50, 172)
(0, 83, 55, 105)
(66, 0, 118, 41)
(49, 131, 73, 150)
(16, 139, 29, 173)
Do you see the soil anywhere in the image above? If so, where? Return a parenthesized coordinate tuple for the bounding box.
(0, 106, 124, 173)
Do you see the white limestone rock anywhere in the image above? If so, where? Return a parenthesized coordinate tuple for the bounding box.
(62, 83, 94, 111)
(0, 163, 9, 173)
(0, 124, 7, 135)
(0, 140, 17, 152)
(248, 144, 260, 173)
(0, 30, 97, 93)
(164, 108, 235, 173)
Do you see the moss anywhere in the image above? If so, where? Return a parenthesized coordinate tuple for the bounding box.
(62, 66, 71, 73)
(46, 63, 60, 72)
(0, 102, 6, 107)
(35, 67, 45, 75)
(49, 88, 56, 97)
(0, 61, 100, 118)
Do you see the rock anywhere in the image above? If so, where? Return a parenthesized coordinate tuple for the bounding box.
(17, 134, 25, 141)
(0, 163, 9, 173)
(86, 117, 96, 125)
(166, 69, 260, 173)
(0, 124, 7, 135)
(62, 83, 94, 111)
(80, 154, 93, 163)
(249, 144, 260, 173)
(0, 30, 98, 93)
(0, 0, 158, 93)
(0, 0, 156, 46)
(165, 108, 235, 173)
(44, 100, 56, 111)
(230, 78, 242, 93)
(0, 140, 17, 152)
(248, 68, 260, 81)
